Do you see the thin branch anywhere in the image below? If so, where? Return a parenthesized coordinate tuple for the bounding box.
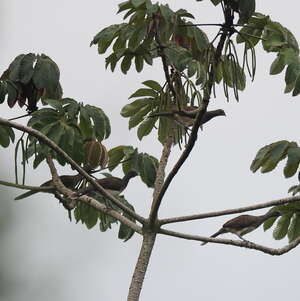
(180, 23, 222, 27)
(159, 195, 300, 225)
(158, 228, 300, 256)
(0, 180, 54, 193)
(0, 118, 146, 225)
(46, 155, 142, 235)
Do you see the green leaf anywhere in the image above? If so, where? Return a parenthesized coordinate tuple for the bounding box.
(138, 153, 157, 187)
(0, 82, 7, 104)
(134, 55, 144, 72)
(260, 141, 290, 173)
(121, 98, 150, 117)
(292, 74, 300, 96)
(79, 107, 93, 140)
(132, 0, 145, 8)
(270, 55, 286, 75)
(128, 105, 152, 129)
(137, 116, 157, 140)
(142, 80, 162, 92)
(0, 126, 10, 148)
(284, 144, 300, 177)
(85, 105, 111, 140)
(43, 98, 62, 110)
(251, 142, 285, 173)
(238, 0, 255, 24)
(273, 214, 293, 240)
(129, 88, 157, 98)
(108, 146, 126, 171)
(6, 81, 18, 108)
(121, 55, 134, 74)
(32, 54, 60, 97)
(7, 54, 25, 82)
(128, 23, 147, 51)
(288, 214, 300, 242)
(264, 215, 279, 231)
(18, 53, 36, 84)
(193, 27, 209, 50)
(90, 24, 124, 47)
(285, 62, 300, 86)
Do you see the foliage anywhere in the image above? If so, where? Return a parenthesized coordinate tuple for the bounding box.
(1, 0, 300, 247)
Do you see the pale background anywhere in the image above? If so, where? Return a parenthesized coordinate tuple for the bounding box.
(1, 1, 300, 300)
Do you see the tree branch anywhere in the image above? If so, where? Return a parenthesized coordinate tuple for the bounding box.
(158, 228, 300, 256)
(0, 117, 146, 225)
(0, 180, 54, 193)
(46, 155, 142, 234)
(159, 195, 300, 225)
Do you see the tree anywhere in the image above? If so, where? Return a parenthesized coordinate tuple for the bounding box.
(1, 1, 300, 300)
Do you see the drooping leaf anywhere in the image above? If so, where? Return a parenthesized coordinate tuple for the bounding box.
(137, 116, 157, 140)
(283, 143, 300, 177)
(288, 214, 300, 242)
(273, 214, 293, 240)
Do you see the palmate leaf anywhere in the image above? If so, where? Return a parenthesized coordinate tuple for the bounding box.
(263, 202, 300, 242)
(251, 141, 300, 179)
(0, 125, 15, 148)
(107, 145, 158, 187)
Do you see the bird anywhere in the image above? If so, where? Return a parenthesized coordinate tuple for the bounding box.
(149, 105, 226, 128)
(77, 170, 138, 196)
(15, 174, 83, 200)
(201, 210, 281, 245)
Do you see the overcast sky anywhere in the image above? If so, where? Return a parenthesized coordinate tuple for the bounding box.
(1, 1, 300, 301)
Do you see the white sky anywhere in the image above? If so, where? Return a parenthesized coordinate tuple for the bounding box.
(1, 1, 300, 301)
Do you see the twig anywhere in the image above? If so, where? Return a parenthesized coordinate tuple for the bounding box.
(158, 228, 300, 256)
(0, 180, 54, 193)
(159, 195, 300, 225)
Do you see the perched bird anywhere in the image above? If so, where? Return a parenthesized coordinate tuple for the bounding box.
(149, 105, 226, 128)
(78, 170, 138, 196)
(201, 210, 281, 245)
(15, 174, 83, 200)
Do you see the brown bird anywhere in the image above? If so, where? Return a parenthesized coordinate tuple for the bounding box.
(201, 210, 281, 245)
(14, 174, 83, 200)
(149, 105, 226, 128)
(78, 170, 138, 196)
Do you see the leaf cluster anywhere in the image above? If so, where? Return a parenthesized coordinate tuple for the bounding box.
(25, 98, 110, 168)
(108, 145, 158, 188)
(0, 53, 62, 113)
(264, 204, 300, 243)
(74, 193, 136, 241)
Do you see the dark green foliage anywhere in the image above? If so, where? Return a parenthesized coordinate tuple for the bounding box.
(250, 140, 300, 177)
(25, 98, 110, 168)
(264, 203, 300, 242)
(74, 193, 136, 241)
(108, 145, 158, 187)
(0, 125, 15, 148)
(91, 1, 209, 77)
(0, 53, 62, 112)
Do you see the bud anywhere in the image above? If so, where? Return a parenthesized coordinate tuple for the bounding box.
(84, 140, 108, 169)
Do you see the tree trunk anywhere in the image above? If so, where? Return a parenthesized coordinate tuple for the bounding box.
(127, 231, 157, 301)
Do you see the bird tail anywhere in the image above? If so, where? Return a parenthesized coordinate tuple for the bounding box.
(201, 229, 225, 246)
(15, 190, 38, 200)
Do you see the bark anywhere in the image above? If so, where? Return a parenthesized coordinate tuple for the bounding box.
(127, 231, 157, 301)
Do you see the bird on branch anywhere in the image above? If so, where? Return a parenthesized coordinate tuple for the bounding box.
(201, 210, 281, 245)
(77, 170, 138, 196)
(149, 105, 226, 128)
(15, 174, 83, 200)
